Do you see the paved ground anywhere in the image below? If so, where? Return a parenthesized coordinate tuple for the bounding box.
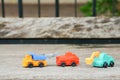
(0, 44, 120, 80)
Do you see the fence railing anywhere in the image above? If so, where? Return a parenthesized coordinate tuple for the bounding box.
(0, 0, 117, 18)
(1, 0, 115, 18)
(1, 0, 5, 17)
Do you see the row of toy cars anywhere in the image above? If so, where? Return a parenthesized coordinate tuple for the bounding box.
(22, 52, 79, 68)
(22, 51, 115, 68)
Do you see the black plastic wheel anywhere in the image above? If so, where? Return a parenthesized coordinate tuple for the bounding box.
(28, 63, 33, 68)
(39, 63, 44, 68)
(110, 61, 114, 67)
(103, 62, 108, 68)
(61, 63, 66, 67)
(71, 62, 76, 67)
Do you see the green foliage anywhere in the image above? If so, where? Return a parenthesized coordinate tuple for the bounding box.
(80, 0, 120, 16)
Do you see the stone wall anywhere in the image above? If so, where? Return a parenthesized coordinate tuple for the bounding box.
(0, 17, 120, 38)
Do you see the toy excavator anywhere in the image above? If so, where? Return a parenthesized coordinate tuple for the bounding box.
(85, 51, 115, 68)
(22, 52, 57, 68)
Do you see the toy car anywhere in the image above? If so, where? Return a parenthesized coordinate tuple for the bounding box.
(22, 52, 47, 68)
(85, 51, 115, 68)
(22, 52, 58, 68)
(56, 52, 79, 67)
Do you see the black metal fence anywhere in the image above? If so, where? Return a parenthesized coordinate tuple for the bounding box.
(1, 0, 117, 18)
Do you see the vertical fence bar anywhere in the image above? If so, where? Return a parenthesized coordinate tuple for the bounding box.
(38, 0, 41, 17)
(74, 0, 77, 17)
(92, 0, 96, 16)
(1, 0, 5, 17)
(112, 0, 116, 16)
(55, 0, 59, 17)
(18, 0, 23, 18)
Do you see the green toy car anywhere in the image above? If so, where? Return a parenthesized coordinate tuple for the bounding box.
(86, 52, 115, 68)
(93, 52, 115, 68)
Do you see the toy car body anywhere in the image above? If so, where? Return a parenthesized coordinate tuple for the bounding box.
(56, 52, 79, 67)
(22, 53, 47, 68)
(86, 51, 115, 68)
(93, 53, 114, 68)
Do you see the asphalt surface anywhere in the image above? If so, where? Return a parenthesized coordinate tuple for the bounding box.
(0, 44, 120, 80)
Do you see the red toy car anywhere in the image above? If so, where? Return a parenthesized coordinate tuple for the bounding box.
(56, 52, 79, 67)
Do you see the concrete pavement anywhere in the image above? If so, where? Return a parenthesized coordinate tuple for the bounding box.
(0, 44, 120, 80)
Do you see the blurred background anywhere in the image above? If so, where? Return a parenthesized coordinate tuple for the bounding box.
(0, 0, 120, 44)
(0, 0, 85, 17)
(0, 0, 120, 17)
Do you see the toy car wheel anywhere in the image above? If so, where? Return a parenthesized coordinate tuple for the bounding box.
(61, 62, 66, 67)
(28, 63, 33, 68)
(39, 63, 44, 68)
(103, 62, 108, 68)
(71, 62, 76, 67)
(110, 61, 114, 67)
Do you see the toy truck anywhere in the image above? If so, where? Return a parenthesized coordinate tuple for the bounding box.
(85, 51, 115, 68)
(56, 52, 79, 67)
(22, 53, 47, 68)
(22, 52, 57, 68)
